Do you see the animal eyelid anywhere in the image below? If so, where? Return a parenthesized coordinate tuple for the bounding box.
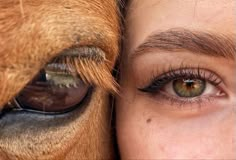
(58, 47, 106, 63)
(3, 98, 68, 115)
(53, 46, 118, 93)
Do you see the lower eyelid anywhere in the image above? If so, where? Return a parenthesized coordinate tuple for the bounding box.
(147, 90, 225, 110)
(139, 83, 228, 110)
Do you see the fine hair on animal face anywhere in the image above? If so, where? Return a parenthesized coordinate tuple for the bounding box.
(0, 0, 121, 159)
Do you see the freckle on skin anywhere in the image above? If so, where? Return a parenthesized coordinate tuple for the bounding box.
(146, 118, 152, 123)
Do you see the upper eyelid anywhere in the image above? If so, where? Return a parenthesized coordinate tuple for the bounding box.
(159, 68, 222, 84)
(138, 67, 223, 93)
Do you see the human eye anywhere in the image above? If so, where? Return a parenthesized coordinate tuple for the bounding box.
(138, 66, 227, 108)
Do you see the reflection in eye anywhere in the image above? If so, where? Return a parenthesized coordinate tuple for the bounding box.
(139, 67, 226, 106)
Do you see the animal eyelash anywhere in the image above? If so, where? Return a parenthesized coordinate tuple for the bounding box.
(32, 47, 118, 93)
(138, 66, 222, 93)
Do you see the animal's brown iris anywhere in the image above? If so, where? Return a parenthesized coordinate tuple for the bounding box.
(16, 62, 90, 114)
(173, 79, 206, 97)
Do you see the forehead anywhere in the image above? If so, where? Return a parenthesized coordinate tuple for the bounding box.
(126, 0, 236, 54)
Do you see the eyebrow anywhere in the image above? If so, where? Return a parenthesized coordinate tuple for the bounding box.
(131, 28, 236, 60)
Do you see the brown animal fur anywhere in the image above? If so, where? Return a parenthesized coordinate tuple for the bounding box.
(0, 0, 120, 159)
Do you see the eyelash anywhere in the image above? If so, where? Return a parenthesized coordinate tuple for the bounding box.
(138, 66, 224, 107)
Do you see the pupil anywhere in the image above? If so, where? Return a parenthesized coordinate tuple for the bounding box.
(186, 81, 193, 88)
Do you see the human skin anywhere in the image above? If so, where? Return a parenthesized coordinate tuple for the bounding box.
(116, 0, 236, 159)
(0, 0, 120, 159)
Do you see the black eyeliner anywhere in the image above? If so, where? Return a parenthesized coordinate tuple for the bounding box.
(138, 67, 222, 94)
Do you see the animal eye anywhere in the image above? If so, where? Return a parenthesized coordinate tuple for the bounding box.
(12, 62, 90, 114)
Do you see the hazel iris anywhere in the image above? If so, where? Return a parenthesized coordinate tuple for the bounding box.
(173, 79, 206, 97)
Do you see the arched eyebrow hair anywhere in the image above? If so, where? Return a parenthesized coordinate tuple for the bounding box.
(130, 28, 236, 60)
